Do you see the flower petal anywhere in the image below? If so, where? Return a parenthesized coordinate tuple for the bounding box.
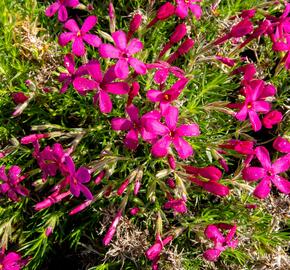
(144, 119, 169, 136)
(73, 78, 98, 94)
(271, 175, 290, 194)
(203, 249, 222, 262)
(255, 146, 272, 169)
(128, 57, 147, 75)
(127, 38, 143, 54)
(172, 136, 193, 159)
(176, 124, 200, 137)
(99, 44, 120, 58)
(248, 110, 262, 131)
(104, 82, 129, 94)
(154, 69, 169, 84)
(64, 0, 79, 7)
(124, 129, 139, 150)
(111, 118, 132, 131)
(235, 105, 248, 121)
(151, 135, 171, 158)
(81, 15, 97, 33)
(273, 137, 290, 153)
(126, 104, 139, 123)
(8, 165, 21, 184)
(115, 59, 129, 79)
(198, 166, 222, 181)
(272, 155, 290, 174)
(80, 184, 93, 200)
(76, 167, 91, 183)
(64, 54, 75, 74)
(112, 30, 127, 50)
(146, 89, 162, 102)
(58, 5, 68, 22)
(72, 37, 86, 56)
(204, 224, 225, 241)
(83, 34, 101, 48)
(189, 4, 202, 20)
(86, 60, 102, 82)
(175, 0, 188, 19)
(45, 3, 60, 17)
(252, 101, 271, 113)
(59, 32, 75, 46)
(0, 166, 8, 181)
(64, 19, 80, 32)
(242, 167, 266, 181)
(253, 177, 271, 199)
(99, 90, 112, 113)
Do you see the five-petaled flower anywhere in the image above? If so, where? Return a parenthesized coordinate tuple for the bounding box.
(175, 0, 202, 20)
(73, 60, 129, 113)
(203, 223, 238, 261)
(0, 251, 27, 270)
(242, 146, 290, 199)
(99, 30, 147, 79)
(45, 0, 79, 22)
(59, 16, 101, 56)
(144, 106, 200, 159)
(0, 165, 29, 201)
(64, 156, 93, 200)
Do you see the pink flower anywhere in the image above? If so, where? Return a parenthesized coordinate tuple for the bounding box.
(145, 106, 200, 159)
(94, 170, 106, 184)
(69, 200, 92, 215)
(111, 105, 160, 150)
(166, 178, 176, 189)
(0, 251, 27, 270)
(175, 0, 202, 20)
(185, 166, 229, 196)
(45, 0, 79, 22)
(220, 139, 255, 155)
(146, 61, 185, 85)
(0, 165, 29, 201)
(235, 80, 276, 131)
(262, 110, 283, 129)
(99, 30, 146, 79)
(59, 54, 88, 93)
(34, 191, 71, 211)
(203, 223, 238, 261)
(147, 78, 188, 114)
(273, 137, 290, 153)
(103, 210, 122, 246)
(64, 156, 92, 200)
(73, 61, 129, 113)
(242, 146, 290, 199)
(164, 198, 187, 214)
(59, 16, 101, 57)
(117, 178, 130, 195)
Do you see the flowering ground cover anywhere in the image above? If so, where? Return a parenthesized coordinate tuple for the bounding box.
(0, 0, 289, 269)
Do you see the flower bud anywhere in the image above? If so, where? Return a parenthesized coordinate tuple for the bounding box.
(102, 211, 122, 246)
(21, 134, 48, 144)
(167, 154, 176, 170)
(273, 136, 290, 153)
(130, 207, 140, 215)
(129, 14, 142, 34)
(69, 200, 93, 215)
(170, 23, 187, 44)
(156, 2, 175, 20)
(117, 178, 130, 196)
(12, 92, 28, 104)
(262, 110, 283, 129)
(94, 170, 106, 184)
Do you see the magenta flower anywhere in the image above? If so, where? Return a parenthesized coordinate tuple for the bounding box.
(0, 165, 29, 201)
(0, 251, 27, 270)
(145, 106, 200, 159)
(164, 198, 187, 214)
(103, 210, 122, 246)
(12, 92, 28, 104)
(215, 55, 235, 67)
(242, 146, 290, 199)
(73, 61, 129, 113)
(59, 54, 88, 93)
(99, 30, 146, 79)
(147, 78, 188, 114)
(235, 80, 276, 131)
(111, 105, 161, 149)
(64, 156, 92, 200)
(59, 16, 101, 57)
(45, 0, 79, 22)
(147, 2, 176, 28)
(34, 191, 71, 211)
(185, 166, 229, 196)
(262, 110, 283, 129)
(203, 223, 238, 261)
(220, 139, 255, 155)
(146, 61, 185, 85)
(175, 0, 202, 20)
(273, 137, 290, 153)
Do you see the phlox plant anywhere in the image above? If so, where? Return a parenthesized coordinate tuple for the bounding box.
(0, 0, 289, 269)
